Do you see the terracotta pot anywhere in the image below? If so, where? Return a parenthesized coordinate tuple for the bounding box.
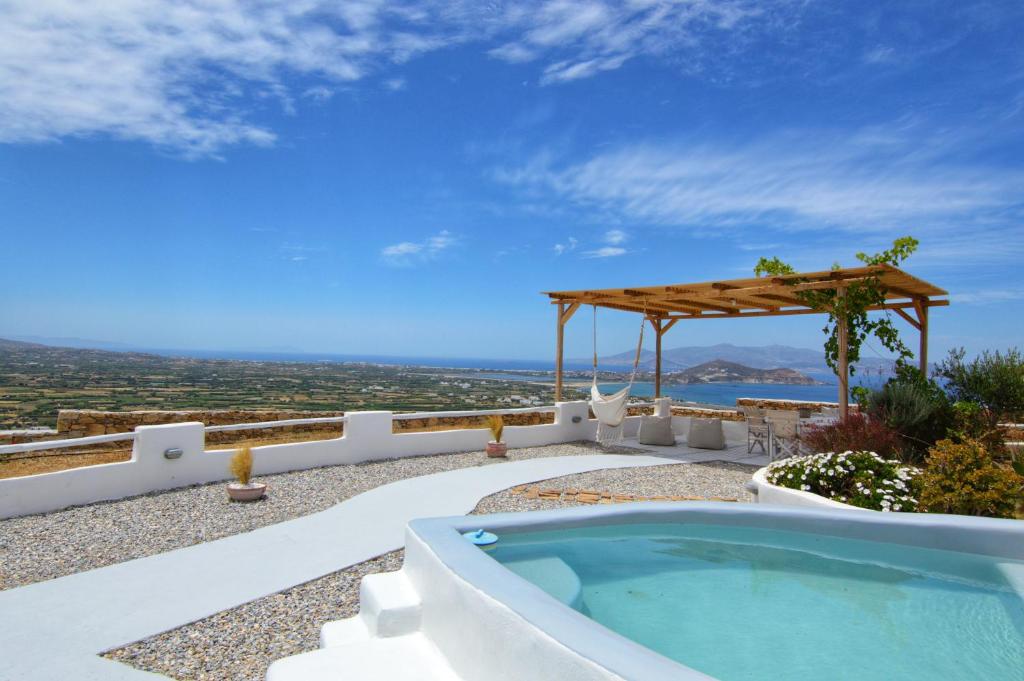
(486, 441, 508, 458)
(227, 481, 267, 501)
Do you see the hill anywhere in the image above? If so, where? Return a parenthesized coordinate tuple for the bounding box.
(665, 359, 822, 385)
(582, 342, 896, 378)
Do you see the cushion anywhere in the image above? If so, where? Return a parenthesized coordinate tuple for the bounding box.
(687, 418, 725, 450)
(638, 415, 676, 446)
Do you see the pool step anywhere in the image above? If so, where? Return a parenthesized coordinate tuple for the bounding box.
(268, 632, 458, 681)
(319, 570, 422, 648)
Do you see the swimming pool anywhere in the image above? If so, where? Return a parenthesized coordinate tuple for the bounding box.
(487, 522, 1024, 681)
(268, 503, 1024, 681)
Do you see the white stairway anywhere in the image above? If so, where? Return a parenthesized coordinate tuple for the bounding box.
(266, 570, 459, 681)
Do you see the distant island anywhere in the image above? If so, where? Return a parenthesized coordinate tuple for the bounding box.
(665, 359, 823, 386)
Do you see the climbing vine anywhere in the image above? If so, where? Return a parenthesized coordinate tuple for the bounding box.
(754, 237, 919, 383)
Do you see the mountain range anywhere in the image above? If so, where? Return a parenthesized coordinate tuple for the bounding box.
(580, 342, 897, 379)
(665, 359, 822, 385)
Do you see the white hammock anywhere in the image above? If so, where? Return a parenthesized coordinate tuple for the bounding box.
(589, 304, 646, 445)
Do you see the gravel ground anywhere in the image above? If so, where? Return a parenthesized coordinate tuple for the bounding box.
(473, 460, 755, 514)
(107, 460, 755, 681)
(0, 442, 622, 590)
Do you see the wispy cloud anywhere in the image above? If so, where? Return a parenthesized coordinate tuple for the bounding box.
(603, 229, 627, 245)
(0, 1, 453, 157)
(950, 289, 1024, 305)
(494, 122, 1024, 264)
(486, 0, 771, 85)
(0, 0, 809, 156)
(381, 230, 457, 266)
(582, 246, 627, 258)
(302, 86, 335, 102)
(553, 236, 578, 255)
(3, 1, 1017, 157)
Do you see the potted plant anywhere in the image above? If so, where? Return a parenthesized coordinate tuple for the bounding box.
(227, 446, 267, 501)
(486, 415, 507, 458)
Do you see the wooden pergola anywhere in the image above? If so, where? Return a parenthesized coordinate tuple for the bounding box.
(545, 264, 948, 418)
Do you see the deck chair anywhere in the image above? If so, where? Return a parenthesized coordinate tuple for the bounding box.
(766, 409, 802, 462)
(742, 406, 769, 454)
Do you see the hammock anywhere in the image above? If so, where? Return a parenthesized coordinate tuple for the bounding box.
(590, 304, 646, 445)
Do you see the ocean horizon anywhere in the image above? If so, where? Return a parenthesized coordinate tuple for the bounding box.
(165, 348, 867, 408)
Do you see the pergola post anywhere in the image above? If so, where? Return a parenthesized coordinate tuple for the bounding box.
(651, 317, 678, 399)
(554, 302, 580, 402)
(555, 302, 565, 402)
(654, 318, 662, 398)
(837, 288, 849, 421)
(915, 299, 929, 375)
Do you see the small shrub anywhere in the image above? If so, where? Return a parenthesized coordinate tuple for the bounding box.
(948, 401, 1008, 456)
(802, 413, 904, 459)
(865, 373, 953, 462)
(937, 348, 1024, 421)
(487, 415, 504, 443)
(917, 439, 1024, 518)
(230, 446, 253, 485)
(765, 451, 921, 512)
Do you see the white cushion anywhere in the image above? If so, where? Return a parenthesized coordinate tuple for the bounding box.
(687, 418, 725, 450)
(638, 415, 676, 446)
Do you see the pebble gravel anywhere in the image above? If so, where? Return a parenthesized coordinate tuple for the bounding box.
(0, 442, 615, 590)
(106, 459, 755, 681)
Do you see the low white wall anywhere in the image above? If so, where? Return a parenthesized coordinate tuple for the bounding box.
(750, 467, 866, 511)
(0, 402, 594, 519)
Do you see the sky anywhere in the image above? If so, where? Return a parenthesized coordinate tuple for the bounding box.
(1, 0, 1022, 363)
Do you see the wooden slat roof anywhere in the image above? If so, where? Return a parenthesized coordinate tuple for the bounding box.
(544, 264, 948, 320)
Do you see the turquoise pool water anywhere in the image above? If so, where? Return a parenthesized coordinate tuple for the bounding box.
(488, 523, 1024, 681)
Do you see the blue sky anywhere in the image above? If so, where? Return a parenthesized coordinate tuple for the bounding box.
(1, 0, 1022, 362)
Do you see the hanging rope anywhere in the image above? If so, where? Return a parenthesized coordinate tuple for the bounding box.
(590, 301, 648, 445)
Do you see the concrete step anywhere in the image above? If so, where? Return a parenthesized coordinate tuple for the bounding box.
(318, 569, 423, 648)
(267, 633, 459, 681)
(358, 570, 422, 637)
(319, 616, 370, 648)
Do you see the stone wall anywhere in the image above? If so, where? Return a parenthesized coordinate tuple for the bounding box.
(393, 411, 553, 433)
(670, 405, 744, 421)
(0, 429, 59, 446)
(56, 409, 345, 445)
(54, 408, 557, 445)
(735, 398, 856, 414)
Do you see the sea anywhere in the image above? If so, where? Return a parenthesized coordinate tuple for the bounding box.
(144, 347, 880, 409)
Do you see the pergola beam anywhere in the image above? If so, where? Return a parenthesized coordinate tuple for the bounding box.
(546, 265, 947, 419)
(656, 299, 948, 321)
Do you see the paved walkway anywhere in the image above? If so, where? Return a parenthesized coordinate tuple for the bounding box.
(0, 454, 685, 681)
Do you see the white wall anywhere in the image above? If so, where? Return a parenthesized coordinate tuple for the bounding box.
(0, 402, 594, 519)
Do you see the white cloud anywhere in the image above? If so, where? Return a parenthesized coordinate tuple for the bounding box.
(0, 0, 806, 156)
(950, 289, 1024, 305)
(487, 0, 771, 86)
(381, 230, 457, 265)
(0, 1, 452, 157)
(383, 78, 407, 91)
(494, 123, 1024, 264)
(381, 242, 423, 257)
(302, 86, 335, 102)
(553, 236, 578, 255)
(863, 46, 896, 64)
(582, 246, 627, 258)
(603, 229, 627, 245)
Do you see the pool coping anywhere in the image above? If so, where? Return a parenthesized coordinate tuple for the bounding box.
(410, 503, 1024, 681)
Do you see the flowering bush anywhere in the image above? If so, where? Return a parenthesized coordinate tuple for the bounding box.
(765, 450, 921, 512)
(801, 414, 905, 460)
(917, 439, 1024, 519)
